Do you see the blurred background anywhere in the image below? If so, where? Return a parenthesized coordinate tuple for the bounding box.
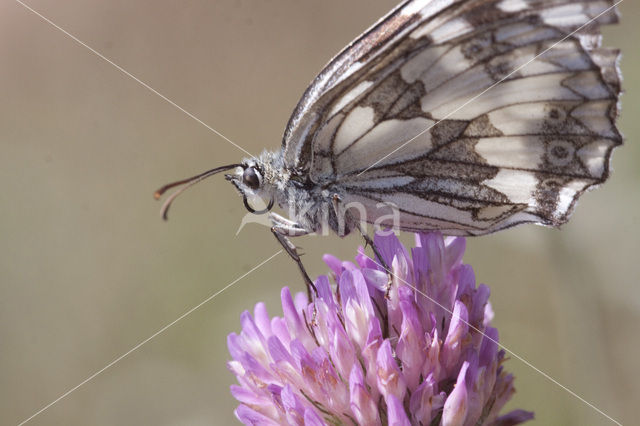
(1, 1, 638, 425)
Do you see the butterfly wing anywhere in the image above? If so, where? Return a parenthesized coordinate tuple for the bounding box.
(281, 0, 621, 235)
(281, 0, 439, 170)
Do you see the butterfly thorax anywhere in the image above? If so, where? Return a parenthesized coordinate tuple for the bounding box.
(254, 150, 349, 236)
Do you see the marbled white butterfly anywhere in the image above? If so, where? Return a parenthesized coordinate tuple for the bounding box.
(156, 0, 621, 286)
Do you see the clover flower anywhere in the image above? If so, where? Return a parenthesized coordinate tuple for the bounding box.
(227, 232, 533, 425)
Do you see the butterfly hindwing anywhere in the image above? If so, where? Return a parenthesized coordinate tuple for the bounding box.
(282, 0, 621, 235)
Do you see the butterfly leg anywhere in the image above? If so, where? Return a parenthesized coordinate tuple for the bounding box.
(357, 224, 390, 271)
(269, 213, 317, 302)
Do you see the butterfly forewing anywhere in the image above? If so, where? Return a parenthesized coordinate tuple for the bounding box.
(281, 0, 621, 235)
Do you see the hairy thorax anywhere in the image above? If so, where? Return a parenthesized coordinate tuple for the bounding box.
(256, 150, 351, 236)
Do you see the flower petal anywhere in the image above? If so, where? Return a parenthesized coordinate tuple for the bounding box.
(396, 298, 424, 390)
(235, 404, 280, 425)
(442, 301, 470, 375)
(323, 253, 343, 277)
(494, 409, 535, 425)
(281, 384, 306, 425)
(444, 236, 466, 271)
(281, 287, 314, 351)
(442, 361, 469, 426)
(230, 385, 262, 406)
(253, 302, 272, 339)
(386, 393, 411, 426)
(349, 364, 381, 425)
(376, 340, 406, 402)
(303, 408, 327, 426)
(315, 275, 336, 310)
(374, 232, 409, 268)
(409, 374, 437, 424)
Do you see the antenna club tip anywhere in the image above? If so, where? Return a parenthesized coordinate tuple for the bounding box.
(153, 190, 163, 200)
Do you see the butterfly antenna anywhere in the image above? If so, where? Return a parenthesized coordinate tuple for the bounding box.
(154, 164, 242, 220)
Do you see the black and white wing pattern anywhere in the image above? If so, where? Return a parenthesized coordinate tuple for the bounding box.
(281, 0, 621, 235)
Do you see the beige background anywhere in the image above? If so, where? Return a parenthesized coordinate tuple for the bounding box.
(1, 1, 638, 425)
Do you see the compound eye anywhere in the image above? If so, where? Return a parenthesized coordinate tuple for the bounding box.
(242, 167, 261, 190)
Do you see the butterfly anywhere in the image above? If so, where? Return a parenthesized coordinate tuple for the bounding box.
(156, 0, 621, 289)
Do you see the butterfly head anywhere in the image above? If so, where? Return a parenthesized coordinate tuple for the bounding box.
(154, 150, 285, 220)
(224, 159, 276, 215)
